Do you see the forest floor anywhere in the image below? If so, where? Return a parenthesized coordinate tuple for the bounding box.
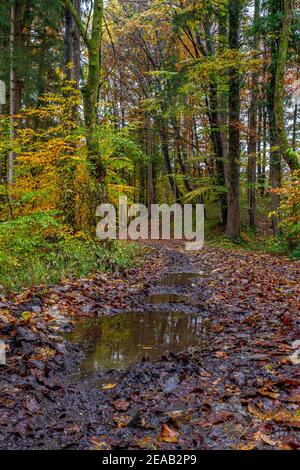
(0, 240, 299, 450)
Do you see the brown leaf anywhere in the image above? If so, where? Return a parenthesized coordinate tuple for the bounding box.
(113, 414, 131, 428)
(64, 424, 80, 435)
(112, 400, 130, 411)
(237, 442, 257, 450)
(89, 436, 111, 450)
(136, 437, 156, 449)
(254, 431, 277, 447)
(258, 387, 280, 399)
(210, 411, 234, 425)
(160, 424, 180, 443)
(283, 393, 300, 403)
(215, 351, 228, 358)
(248, 403, 300, 428)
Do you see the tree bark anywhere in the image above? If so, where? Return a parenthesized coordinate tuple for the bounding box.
(62, 0, 106, 203)
(267, 0, 289, 235)
(8, 0, 23, 185)
(171, 118, 193, 193)
(72, 0, 81, 89)
(274, 0, 299, 171)
(292, 102, 298, 151)
(204, 16, 228, 227)
(226, 0, 241, 241)
(247, 0, 260, 228)
(207, 82, 228, 227)
(159, 117, 182, 203)
(64, 5, 72, 80)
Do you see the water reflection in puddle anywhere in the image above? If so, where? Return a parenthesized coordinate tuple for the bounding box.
(66, 311, 209, 375)
(160, 272, 205, 286)
(144, 293, 188, 304)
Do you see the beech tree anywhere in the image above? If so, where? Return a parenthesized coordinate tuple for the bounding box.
(0, 0, 299, 247)
(274, 0, 299, 172)
(9, 0, 24, 184)
(62, 0, 106, 202)
(247, 0, 260, 229)
(226, 0, 241, 240)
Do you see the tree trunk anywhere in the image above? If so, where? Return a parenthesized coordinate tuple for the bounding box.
(8, 0, 23, 185)
(226, 0, 241, 241)
(247, 0, 260, 228)
(64, 0, 80, 86)
(208, 82, 228, 227)
(172, 118, 193, 192)
(63, 0, 106, 204)
(268, 0, 285, 235)
(64, 5, 72, 79)
(72, 0, 81, 89)
(292, 102, 298, 151)
(158, 117, 182, 202)
(274, 0, 299, 171)
(204, 17, 228, 227)
(260, 104, 267, 196)
(145, 117, 155, 209)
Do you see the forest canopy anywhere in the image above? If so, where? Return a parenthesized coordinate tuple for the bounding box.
(0, 0, 299, 290)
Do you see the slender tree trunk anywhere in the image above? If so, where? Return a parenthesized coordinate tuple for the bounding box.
(81, 1, 104, 186)
(257, 104, 262, 188)
(261, 105, 267, 195)
(8, 0, 23, 185)
(274, 0, 299, 171)
(292, 103, 298, 150)
(208, 83, 228, 226)
(147, 160, 154, 207)
(158, 117, 182, 202)
(145, 116, 155, 209)
(268, 0, 286, 235)
(205, 17, 228, 227)
(64, 0, 80, 86)
(226, 0, 241, 240)
(72, 0, 81, 89)
(247, 0, 260, 228)
(64, 5, 72, 79)
(172, 118, 193, 192)
(63, 0, 106, 204)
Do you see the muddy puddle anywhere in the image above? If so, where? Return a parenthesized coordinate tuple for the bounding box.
(160, 271, 205, 286)
(65, 271, 208, 376)
(144, 293, 188, 304)
(66, 310, 209, 375)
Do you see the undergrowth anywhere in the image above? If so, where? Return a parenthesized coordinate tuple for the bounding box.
(0, 213, 143, 293)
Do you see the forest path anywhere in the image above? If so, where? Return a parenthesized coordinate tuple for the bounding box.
(1, 241, 300, 449)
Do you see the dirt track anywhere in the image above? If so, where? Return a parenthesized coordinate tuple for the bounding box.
(0, 242, 299, 450)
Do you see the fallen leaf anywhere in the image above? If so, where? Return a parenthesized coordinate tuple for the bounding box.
(21, 311, 35, 321)
(64, 424, 80, 435)
(258, 387, 280, 399)
(102, 383, 117, 390)
(248, 403, 300, 428)
(215, 351, 228, 358)
(113, 414, 131, 428)
(254, 431, 277, 447)
(136, 437, 157, 449)
(238, 442, 257, 450)
(160, 424, 180, 443)
(210, 411, 234, 425)
(112, 400, 130, 411)
(89, 436, 111, 450)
